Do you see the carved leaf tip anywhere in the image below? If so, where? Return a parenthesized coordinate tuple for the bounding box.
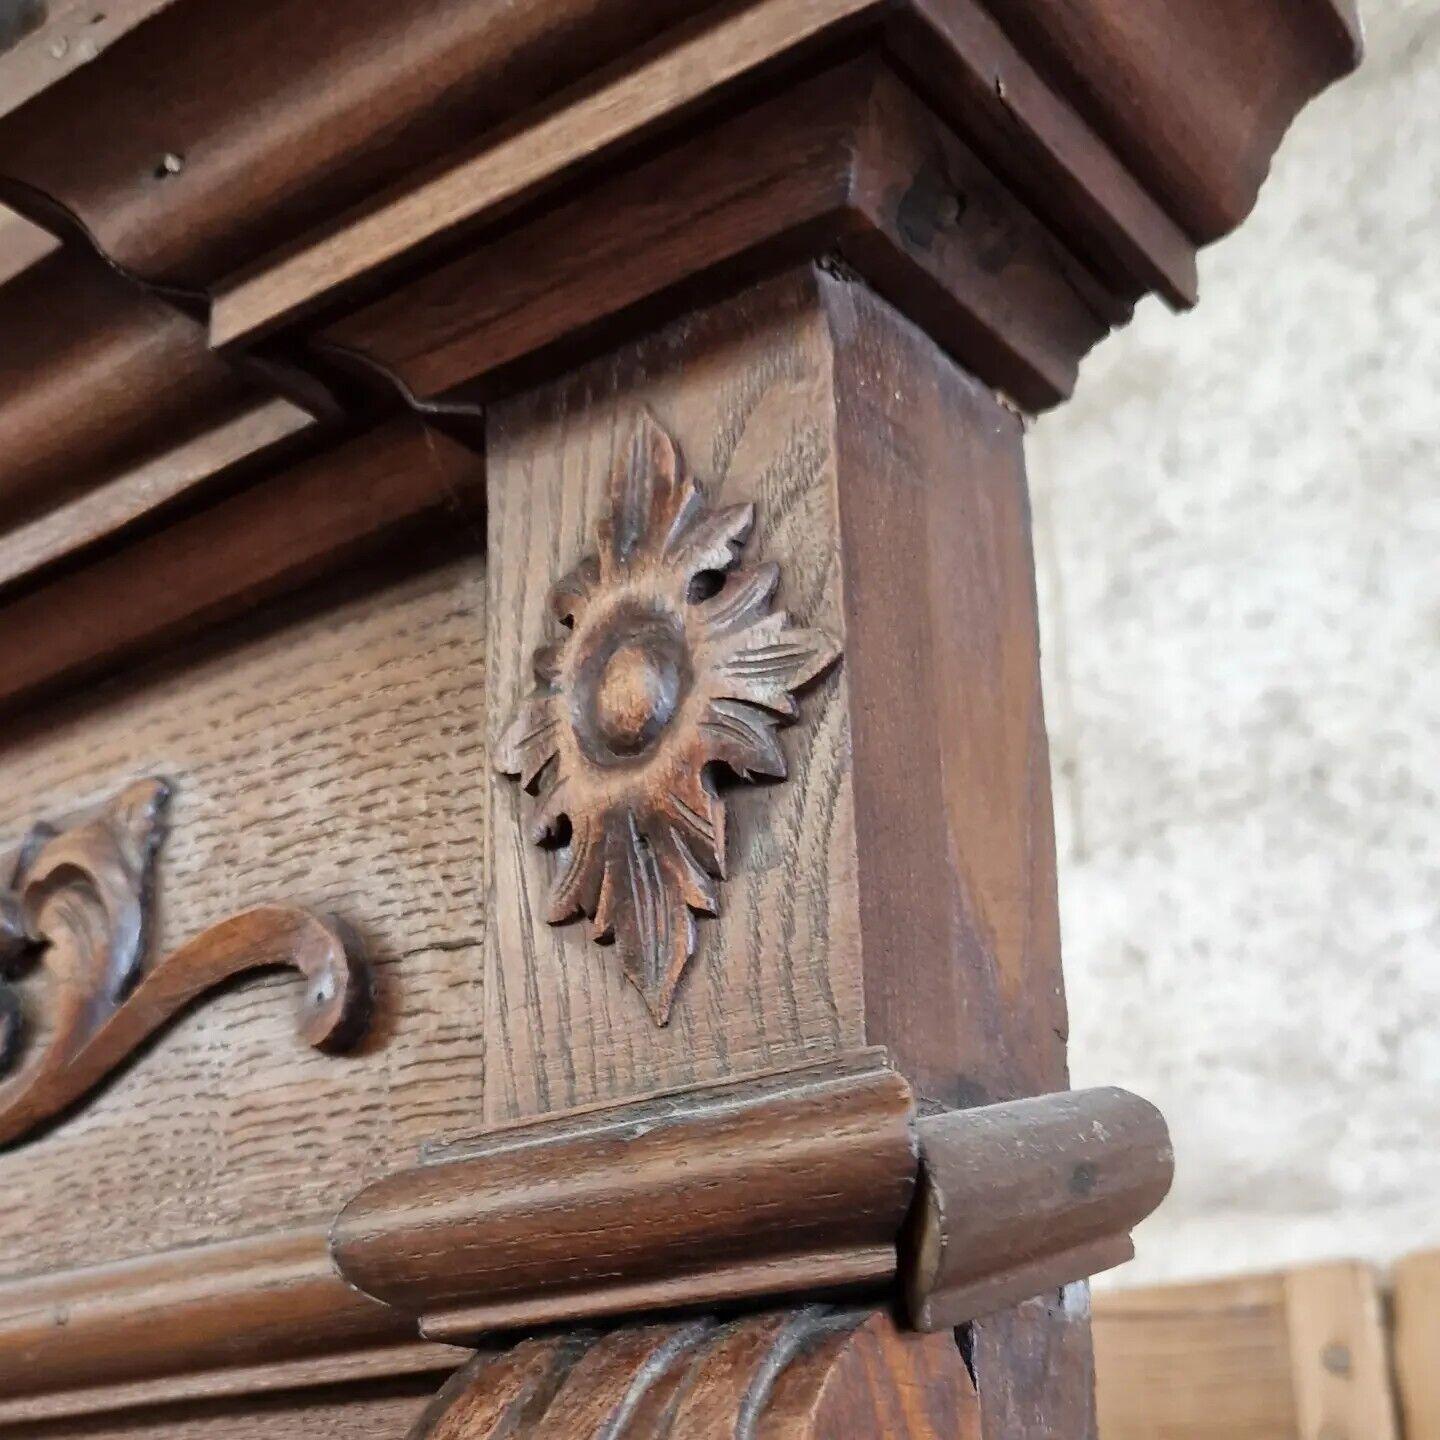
(494, 412, 843, 1024)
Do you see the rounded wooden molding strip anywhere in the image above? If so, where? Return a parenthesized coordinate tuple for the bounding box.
(0, 1058, 1173, 1426)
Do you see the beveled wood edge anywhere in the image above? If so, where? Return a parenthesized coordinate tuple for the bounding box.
(208, 0, 1196, 353)
(0, 1341, 465, 1428)
(317, 70, 1108, 414)
(419, 1246, 898, 1344)
(0, 200, 57, 287)
(208, 0, 883, 349)
(0, 396, 314, 597)
(0, 416, 484, 718)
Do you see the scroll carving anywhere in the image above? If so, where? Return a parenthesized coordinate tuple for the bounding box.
(0, 778, 373, 1148)
(495, 411, 841, 1022)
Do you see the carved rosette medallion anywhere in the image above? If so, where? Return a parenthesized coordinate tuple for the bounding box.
(496, 411, 842, 1023)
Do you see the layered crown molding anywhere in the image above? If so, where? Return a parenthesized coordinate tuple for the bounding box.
(0, 0, 1359, 723)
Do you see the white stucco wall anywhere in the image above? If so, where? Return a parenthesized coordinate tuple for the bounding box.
(1029, 0, 1440, 1286)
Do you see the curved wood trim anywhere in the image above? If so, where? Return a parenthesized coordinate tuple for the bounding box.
(333, 1054, 916, 1338)
(0, 1225, 433, 1413)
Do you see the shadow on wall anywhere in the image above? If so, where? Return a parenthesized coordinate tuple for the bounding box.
(0, 0, 45, 54)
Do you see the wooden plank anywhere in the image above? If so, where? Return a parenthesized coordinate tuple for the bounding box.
(321, 62, 1109, 414)
(1094, 1264, 1403, 1440)
(0, 247, 257, 531)
(5, 1381, 436, 1439)
(0, 397, 314, 594)
(1094, 1273, 1300, 1439)
(821, 274, 1089, 1439)
(0, 0, 722, 287)
(209, 0, 882, 348)
(1284, 1262, 1400, 1440)
(1394, 1250, 1440, 1440)
(0, 418, 481, 714)
(0, 548, 492, 1278)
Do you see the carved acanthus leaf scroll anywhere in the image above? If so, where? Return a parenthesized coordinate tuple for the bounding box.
(0, 779, 373, 1148)
(495, 411, 841, 1024)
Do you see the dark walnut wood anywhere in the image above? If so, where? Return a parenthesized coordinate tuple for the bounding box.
(0, 418, 485, 716)
(408, 1307, 981, 1440)
(495, 410, 840, 1022)
(0, 778, 373, 1147)
(905, 1088, 1174, 1332)
(0, 1063, 1171, 1418)
(333, 1054, 912, 1340)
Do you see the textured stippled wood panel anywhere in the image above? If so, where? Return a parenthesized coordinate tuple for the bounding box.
(485, 273, 862, 1123)
(0, 552, 489, 1276)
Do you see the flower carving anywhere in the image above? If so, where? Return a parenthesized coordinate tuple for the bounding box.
(495, 411, 842, 1024)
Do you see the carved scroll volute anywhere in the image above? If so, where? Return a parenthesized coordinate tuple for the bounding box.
(0, 780, 374, 1148)
(494, 411, 842, 1022)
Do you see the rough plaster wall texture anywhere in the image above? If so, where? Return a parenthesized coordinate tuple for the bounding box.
(1029, 0, 1440, 1287)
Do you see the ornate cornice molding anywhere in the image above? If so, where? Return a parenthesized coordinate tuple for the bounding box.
(495, 411, 841, 1023)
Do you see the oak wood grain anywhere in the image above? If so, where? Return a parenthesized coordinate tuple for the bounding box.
(320, 61, 1110, 413)
(210, 0, 882, 349)
(0, 397, 314, 596)
(0, 418, 482, 715)
(821, 273, 1089, 1437)
(1393, 1249, 1440, 1440)
(485, 269, 862, 1124)
(1093, 1263, 1401, 1440)
(0, 903, 373, 1150)
(333, 1054, 914, 1336)
(0, 549, 490, 1277)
